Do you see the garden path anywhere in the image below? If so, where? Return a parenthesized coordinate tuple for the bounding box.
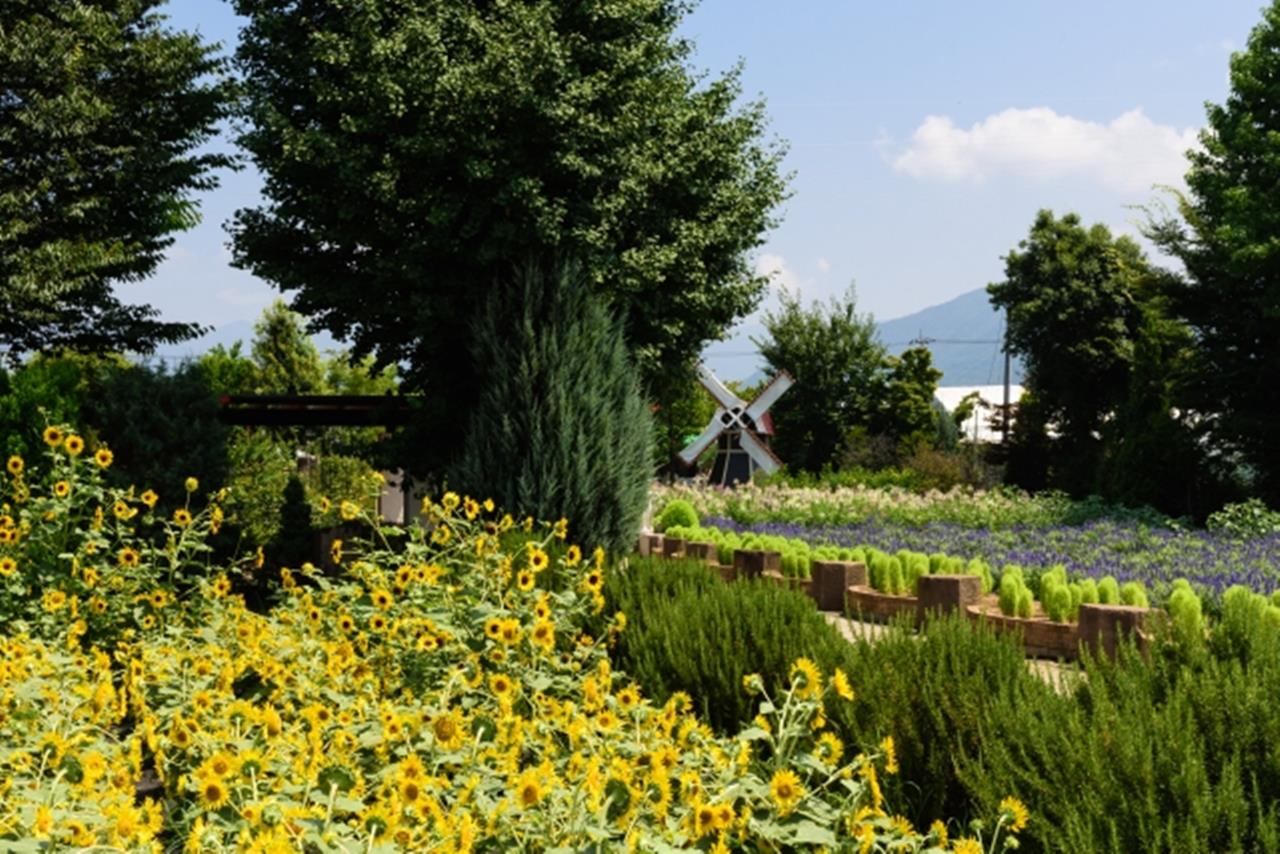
(821, 613, 1081, 693)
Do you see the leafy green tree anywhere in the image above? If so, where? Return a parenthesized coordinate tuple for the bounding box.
(251, 300, 324, 396)
(446, 260, 653, 554)
(988, 211, 1156, 494)
(1147, 2, 1280, 503)
(230, 0, 788, 472)
(0, 1, 234, 364)
(877, 346, 943, 447)
(754, 286, 888, 472)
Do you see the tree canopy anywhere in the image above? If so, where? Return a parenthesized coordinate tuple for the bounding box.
(0, 0, 234, 364)
(1147, 1, 1280, 503)
(755, 286, 886, 472)
(229, 0, 788, 471)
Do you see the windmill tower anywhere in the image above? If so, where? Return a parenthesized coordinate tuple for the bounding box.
(679, 364, 793, 486)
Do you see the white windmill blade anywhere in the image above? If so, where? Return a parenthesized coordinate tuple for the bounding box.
(745, 371, 794, 424)
(697, 363, 745, 411)
(678, 414, 726, 464)
(737, 429, 784, 475)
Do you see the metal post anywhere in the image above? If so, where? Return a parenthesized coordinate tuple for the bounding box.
(1002, 311, 1011, 444)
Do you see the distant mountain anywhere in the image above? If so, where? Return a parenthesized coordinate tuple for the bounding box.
(877, 289, 1024, 387)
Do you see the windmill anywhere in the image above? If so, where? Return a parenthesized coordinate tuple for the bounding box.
(679, 364, 794, 486)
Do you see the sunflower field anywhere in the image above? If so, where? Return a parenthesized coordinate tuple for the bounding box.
(0, 427, 1023, 851)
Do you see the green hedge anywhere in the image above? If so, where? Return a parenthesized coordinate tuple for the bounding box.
(606, 556, 1280, 852)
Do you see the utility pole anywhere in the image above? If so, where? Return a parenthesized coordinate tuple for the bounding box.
(1002, 310, 1011, 444)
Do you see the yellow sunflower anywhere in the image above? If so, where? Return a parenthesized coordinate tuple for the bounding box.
(93, 448, 113, 469)
(769, 768, 804, 816)
(64, 434, 84, 456)
(42, 426, 64, 447)
(789, 657, 823, 698)
(6, 455, 23, 475)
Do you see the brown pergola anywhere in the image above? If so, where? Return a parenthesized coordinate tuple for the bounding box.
(217, 395, 417, 427)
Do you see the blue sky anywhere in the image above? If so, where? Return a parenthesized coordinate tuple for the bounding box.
(141, 1, 1264, 378)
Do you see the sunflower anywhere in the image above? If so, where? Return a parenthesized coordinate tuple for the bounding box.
(432, 709, 466, 750)
(1000, 796, 1029, 833)
(212, 576, 232, 597)
(64, 434, 84, 456)
(582, 569, 604, 593)
(880, 735, 898, 774)
(498, 619, 522, 645)
(564, 544, 582, 566)
(369, 614, 389, 633)
(832, 667, 855, 702)
(814, 731, 844, 766)
(693, 801, 717, 838)
(140, 490, 158, 509)
(149, 589, 170, 608)
(483, 617, 503, 640)
(528, 548, 549, 574)
(952, 839, 983, 854)
(337, 614, 355, 633)
(93, 448, 113, 469)
(184, 476, 199, 493)
(42, 426, 64, 447)
(789, 657, 823, 698)
(513, 767, 545, 809)
(340, 500, 360, 521)
(371, 588, 394, 609)
(769, 768, 804, 816)
(533, 597, 552, 620)
(6, 455, 23, 475)
(113, 500, 135, 520)
(0, 557, 16, 577)
(488, 673, 515, 701)
(516, 570, 535, 592)
(198, 777, 231, 811)
(553, 517, 568, 540)
(463, 497, 479, 519)
(53, 480, 71, 498)
(530, 620, 555, 652)
(172, 509, 193, 527)
(615, 685, 640, 712)
(118, 547, 141, 568)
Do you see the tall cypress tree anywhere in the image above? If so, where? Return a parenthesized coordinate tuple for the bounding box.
(447, 261, 653, 555)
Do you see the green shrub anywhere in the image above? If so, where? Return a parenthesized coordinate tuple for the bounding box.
(1097, 576, 1121, 605)
(654, 498, 698, 533)
(1119, 580, 1149, 608)
(447, 261, 653, 554)
(1206, 498, 1280, 539)
(1168, 581, 1205, 654)
(601, 557, 855, 729)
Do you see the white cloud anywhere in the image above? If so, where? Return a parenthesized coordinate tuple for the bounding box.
(754, 252, 803, 295)
(891, 107, 1199, 193)
(816, 257, 831, 273)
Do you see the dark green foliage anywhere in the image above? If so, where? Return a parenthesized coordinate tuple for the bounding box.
(0, 355, 93, 458)
(447, 261, 653, 555)
(988, 211, 1147, 478)
(81, 360, 232, 499)
(230, 0, 789, 473)
(1147, 2, 1280, 505)
(605, 558, 1280, 850)
(268, 474, 315, 570)
(0, 0, 234, 363)
(961, 622, 1280, 853)
(755, 285, 885, 472)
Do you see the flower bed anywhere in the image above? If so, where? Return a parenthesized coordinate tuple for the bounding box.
(0, 426, 1027, 850)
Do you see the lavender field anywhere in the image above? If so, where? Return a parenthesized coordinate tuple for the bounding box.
(703, 515, 1280, 606)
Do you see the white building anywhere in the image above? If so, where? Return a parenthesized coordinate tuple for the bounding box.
(934, 384, 1025, 443)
